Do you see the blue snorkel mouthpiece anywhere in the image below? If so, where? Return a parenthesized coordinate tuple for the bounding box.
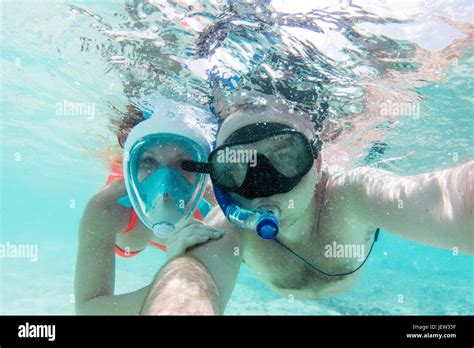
(256, 214, 279, 240)
(214, 186, 280, 239)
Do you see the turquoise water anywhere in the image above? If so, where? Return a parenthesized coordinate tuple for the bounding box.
(1, 0, 473, 315)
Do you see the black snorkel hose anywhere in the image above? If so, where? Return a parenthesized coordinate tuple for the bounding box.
(210, 169, 380, 277)
(274, 228, 380, 277)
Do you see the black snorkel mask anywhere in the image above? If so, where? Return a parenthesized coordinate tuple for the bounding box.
(182, 122, 321, 199)
(181, 123, 320, 240)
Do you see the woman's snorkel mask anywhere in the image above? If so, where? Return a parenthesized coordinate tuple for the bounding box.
(123, 101, 213, 239)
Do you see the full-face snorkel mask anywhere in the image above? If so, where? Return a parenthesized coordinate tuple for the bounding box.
(123, 102, 212, 239)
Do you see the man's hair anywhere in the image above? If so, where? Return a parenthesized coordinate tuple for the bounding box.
(214, 92, 322, 135)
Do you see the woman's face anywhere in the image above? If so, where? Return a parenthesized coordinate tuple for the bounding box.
(216, 106, 321, 230)
(138, 144, 196, 184)
(136, 144, 198, 224)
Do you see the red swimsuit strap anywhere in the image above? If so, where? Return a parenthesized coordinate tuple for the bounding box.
(114, 245, 144, 258)
(104, 159, 124, 187)
(193, 209, 203, 220)
(148, 241, 167, 252)
(123, 209, 139, 234)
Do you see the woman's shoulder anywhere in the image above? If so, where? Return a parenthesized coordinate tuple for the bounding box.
(96, 179, 127, 205)
(83, 179, 130, 230)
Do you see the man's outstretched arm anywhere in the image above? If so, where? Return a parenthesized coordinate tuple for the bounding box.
(141, 211, 242, 315)
(342, 161, 473, 255)
(141, 256, 220, 315)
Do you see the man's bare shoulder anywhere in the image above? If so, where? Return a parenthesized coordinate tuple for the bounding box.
(326, 165, 392, 186)
(324, 165, 403, 202)
(322, 166, 397, 227)
(202, 206, 245, 251)
(204, 206, 237, 231)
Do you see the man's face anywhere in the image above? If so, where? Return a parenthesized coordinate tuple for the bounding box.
(216, 106, 321, 230)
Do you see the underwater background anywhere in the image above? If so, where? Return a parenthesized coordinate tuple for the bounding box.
(1, 0, 473, 314)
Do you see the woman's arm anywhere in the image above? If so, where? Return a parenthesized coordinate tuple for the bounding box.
(344, 161, 473, 255)
(74, 186, 150, 315)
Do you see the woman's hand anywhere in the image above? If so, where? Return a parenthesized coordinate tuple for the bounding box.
(166, 219, 223, 260)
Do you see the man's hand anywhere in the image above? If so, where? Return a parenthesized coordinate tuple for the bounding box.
(166, 219, 223, 260)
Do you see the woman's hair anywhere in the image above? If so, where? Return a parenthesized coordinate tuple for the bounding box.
(116, 105, 146, 148)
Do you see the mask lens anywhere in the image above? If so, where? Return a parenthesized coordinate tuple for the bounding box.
(210, 144, 249, 189)
(127, 135, 207, 233)
(137, 144, 196, 186)
(211, 131, 312, 191)
(262, 133, 311, 177)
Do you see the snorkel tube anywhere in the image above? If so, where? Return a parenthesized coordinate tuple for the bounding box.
(208, 64, 280, 240)
(213, 185, 280, 240)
